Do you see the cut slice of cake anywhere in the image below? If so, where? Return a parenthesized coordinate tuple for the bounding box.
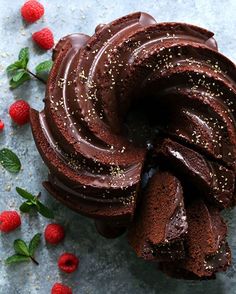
(155, 138, 235, 208)
(160, 200, 231, 278)
(128, 171, 188, 261)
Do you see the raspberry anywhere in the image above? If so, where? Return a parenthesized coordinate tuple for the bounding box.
(32, 28, 54, 50)
(21, 0, 44, 23)
(0, 120, 4, 131)
(0, 211, 21, 233)
(51, 283, 72, 294)
(9, 100, 30, 126)
(45, 224, 65, 245)
(58, 253, 79, 273)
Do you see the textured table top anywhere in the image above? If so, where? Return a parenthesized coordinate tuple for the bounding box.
(0, 0, 236, 293)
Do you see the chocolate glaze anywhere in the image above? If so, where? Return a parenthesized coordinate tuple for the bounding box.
(30, 12, 236, 278)
(31, 12, 236, 219)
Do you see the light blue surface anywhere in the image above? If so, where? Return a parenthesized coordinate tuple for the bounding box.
(0, 0, 236, 293)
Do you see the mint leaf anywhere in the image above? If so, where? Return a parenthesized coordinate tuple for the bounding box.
(7, 48, 29, 75)
(0, 148, 21, 173)
(20, 202, 32, 213)
(14, 239, 30, 256)
(36, 201, 54, 219)
(6, 61, 24, 73)
(18, 47, 29, 60)
(7, 234, 40, 266)
(18, 47, 29, 68)
(35, 60, 53, 75)
(29, 233, 41, 257)
(7, 48, 30, 89)
(5, 254, 30, 265)
(17, 187, 54, 219)
(12, 70, 26, 82)
(16, 187, 35, 201)
(7, 48, 47, 88)
(10, 72, 30, 89)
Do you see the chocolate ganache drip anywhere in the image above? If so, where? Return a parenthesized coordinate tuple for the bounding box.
(31, 12, 236, 279)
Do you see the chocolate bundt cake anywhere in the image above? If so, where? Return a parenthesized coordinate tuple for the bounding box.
(30, 12, 236, 279)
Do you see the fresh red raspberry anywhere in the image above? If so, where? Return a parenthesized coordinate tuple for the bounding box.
(51, 283, 72, 294)
(0, 211, 21, 233)
(9, 100, 30, 126)
(32, 28, 54, 50)
(21, 0, 44, 23)
(58, 253, 79, 273)
(0, 120, 4, 131)
(45, 224, 65, 245)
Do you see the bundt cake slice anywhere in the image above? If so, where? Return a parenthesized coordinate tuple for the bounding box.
(160, 200, 231, 279)
(155, 138, 235, 208)
(128, 171, 187, 261)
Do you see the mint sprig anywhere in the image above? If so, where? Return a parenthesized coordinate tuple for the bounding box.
(7, 47, 53, 89)
(0, 148, 21, 173)
(16, 187, 54, 219)
(5, 233, 41, 265)
(7, 47, 31, 89)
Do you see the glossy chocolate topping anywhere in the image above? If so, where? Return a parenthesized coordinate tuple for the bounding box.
(30, 12, 236, 220)
(30, 12, 236, 278)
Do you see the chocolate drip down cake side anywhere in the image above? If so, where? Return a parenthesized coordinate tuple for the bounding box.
(30, 12, 236, 279)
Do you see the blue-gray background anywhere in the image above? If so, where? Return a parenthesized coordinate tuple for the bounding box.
(0, 0, 236, 293)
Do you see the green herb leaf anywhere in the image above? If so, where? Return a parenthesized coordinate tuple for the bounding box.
(0, 148, 21, 173)
(12, 69, 26, 82)
(14, 239, 30, 256)
(7, 48, 47, 88)
(10, 72, 30, 89)
(19, 201, 32, 213)
(35, 60, 53, 75)
(18, 47, 29, 68)
(17, 187, 54, 218)
(5, 254, 30, 265)
(16, 187, 35, 201)
(29, 233, 41, 257)
(36, 201, 54, 219)
(6, 61, 24, 73)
